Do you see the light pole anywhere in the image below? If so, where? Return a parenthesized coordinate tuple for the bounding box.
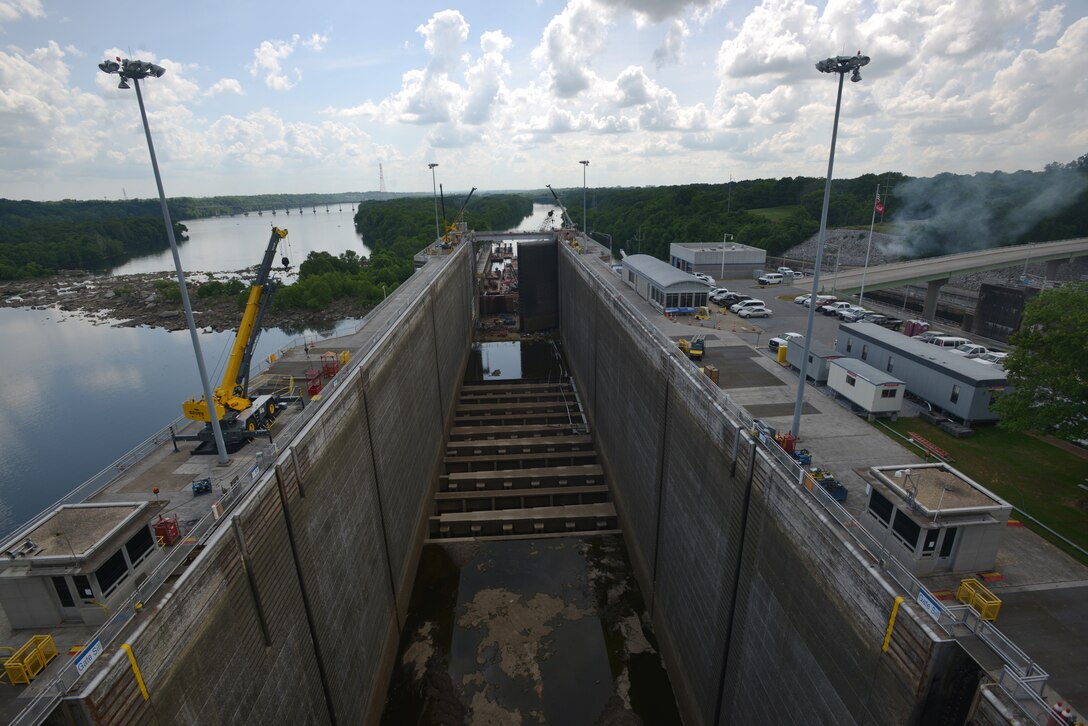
(591, 231, 613, 261)
(98, 57, 229, 464)
(428, 163, 440, 242)
(579, 160, 589, 232)
(791, 52, 869, 440)
(720, 232, 734, 281)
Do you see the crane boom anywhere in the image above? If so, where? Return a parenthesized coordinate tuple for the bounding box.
(183, 227, 288, 423)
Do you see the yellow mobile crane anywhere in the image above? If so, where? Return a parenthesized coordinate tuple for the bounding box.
(179, 227, 299, 450)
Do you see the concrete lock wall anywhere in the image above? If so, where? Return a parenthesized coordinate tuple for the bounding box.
(62, 248, 473, 725)
(557, 245, 974, 726)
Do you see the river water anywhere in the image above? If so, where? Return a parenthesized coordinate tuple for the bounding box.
(0, 203, 557, 540)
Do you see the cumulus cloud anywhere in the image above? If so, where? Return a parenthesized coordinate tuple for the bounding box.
(716, 0, 820, 81)
(594, 0, 720, 24)
(0, 0, 43, 27)
(1034, 4, 1065, 42)
(328, 10, 513, 140)
(247, 33, 328, 91)
(653, 20, 688, 67)
(0, 41, 100, 161)
(532, 0, 613, 98)
(205, 79, 244, 97)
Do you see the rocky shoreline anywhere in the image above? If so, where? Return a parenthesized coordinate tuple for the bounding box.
(0, 271, 374, 332)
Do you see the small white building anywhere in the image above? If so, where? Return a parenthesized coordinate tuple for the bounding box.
(0, 502, 166, 628)
(827, 358, 905, 420)
(863, 464, 1012, 576)
(622, 254, 710, 311)
(669, 241, 766, 277)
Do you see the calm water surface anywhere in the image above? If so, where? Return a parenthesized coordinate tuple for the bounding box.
(111, 208, 370, 275)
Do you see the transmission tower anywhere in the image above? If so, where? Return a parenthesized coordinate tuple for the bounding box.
(379, 163, 387, 193)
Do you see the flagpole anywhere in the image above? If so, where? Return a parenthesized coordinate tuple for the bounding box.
(858, 183, 879, 308)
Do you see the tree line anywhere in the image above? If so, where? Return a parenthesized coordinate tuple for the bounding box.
(3, 155, 1084, 280)
(554, 152, 1087, 262)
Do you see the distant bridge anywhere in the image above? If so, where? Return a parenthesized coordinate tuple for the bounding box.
(817, 237, 1088, 319)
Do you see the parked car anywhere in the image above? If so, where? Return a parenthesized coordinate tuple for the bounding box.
(709, 287, 728, 297)
(710, 291, 731, 304)
(794, 293, 812, 305)
(927, 336, 971, 349)
(693, 272, 715, 285)
(950, 343, 989, 358)
(722, 292, 750, 305)
(805, 294, 837, 308)
(730, 298, 766, 313)
(912, 330, 941, 343)
(857, 313, 889, 326)
(974, 351, 1008, 367)
(777, 266, 795, 276)
(738, 305, 773, 319)
(758, 272, 785, 285)
(818, 300, 848, 315)
(837, 305, 869, 321)
(768, 332, 803, 351)
(821, 301, 853, 315)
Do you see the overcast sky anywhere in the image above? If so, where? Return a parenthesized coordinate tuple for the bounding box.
(1, 0, 1084, 201)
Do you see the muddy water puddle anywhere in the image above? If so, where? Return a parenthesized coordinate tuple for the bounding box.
(381, 536, 681, 725)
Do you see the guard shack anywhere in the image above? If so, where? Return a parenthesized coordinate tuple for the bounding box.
(0, 502, 166, 629)
(861, 464, 1012, 576)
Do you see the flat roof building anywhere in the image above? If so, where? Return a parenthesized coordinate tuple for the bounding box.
(622, 254, 710, 311)
(835, 322, 1009, 425)
(0, 502, 166, 629)
(669, 241, 766, 277)
(863, 464, 1012, 576)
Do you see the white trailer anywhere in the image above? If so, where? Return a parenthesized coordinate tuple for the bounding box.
(828, 358, 905, 420)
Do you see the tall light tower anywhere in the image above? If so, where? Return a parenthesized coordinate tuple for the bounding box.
(428, 162, 440, 241)
(579, 160, 589, 232)
(791, 52, 870, 440)
(98, 57, 229, 464)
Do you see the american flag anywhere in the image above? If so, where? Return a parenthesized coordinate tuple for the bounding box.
(874, 189, 885, 215)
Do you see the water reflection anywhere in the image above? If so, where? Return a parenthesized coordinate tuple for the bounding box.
(465, 340, 566, 383)
(110, 210, 370, 275)
(0, 307, 358, 539)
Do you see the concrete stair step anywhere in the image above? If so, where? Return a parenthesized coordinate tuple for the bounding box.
(448, 423, 589, 440)
(443, 450, 598, 473)
(445, 434, 594, 456)
(441, 464, 603, 491)
(428, 502, 618, 539)
(434, 484, 610, 514)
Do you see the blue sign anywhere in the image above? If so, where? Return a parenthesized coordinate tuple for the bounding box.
(75, 638, 103, 676)
(916, 589, 943, 622)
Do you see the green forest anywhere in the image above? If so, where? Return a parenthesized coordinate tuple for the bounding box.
(2, 154, 1085, 282)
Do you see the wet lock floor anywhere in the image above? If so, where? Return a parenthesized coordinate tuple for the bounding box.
(381, 340, 682, 725)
